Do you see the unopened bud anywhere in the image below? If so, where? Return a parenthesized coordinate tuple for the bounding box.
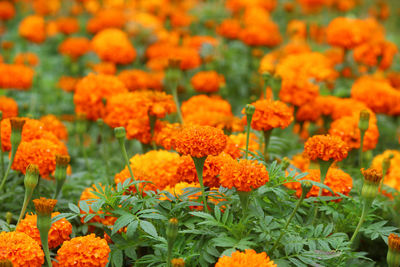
(5, 212, 12, 224)
(245, 104, 255, 116)
(0, 259, 13, 267)
(171, 258, 185, 267)
(358, 110, 370, 132)
(301, 181, 313, 198)
(382, 154, 394, 176)
(281, 157, 290, 171)
(166, 218, 179, 242)
(24, 164, 39, 191)
(114, 127, 126, 139)
(361, 168, 382, 200)
(387, 233, 400, 267)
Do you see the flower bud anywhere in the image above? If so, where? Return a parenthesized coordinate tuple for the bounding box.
(54, 155, 70, 198)
(97, 118, 104, 127)
(358, 110, 370, 132)
(10, 117, 25, 148)
(6, 212, 12, 224)
(387, 233, 400, 267)
(382, 154, 394, 176)
(0, 111, 3, 121)
(0, 259, 13, 267)
(171, 258, 185, 267)
(245, 104, 255, 116)
(301, 181, 313, 198)
(361, 168, 382, 200)
(281, 157, 290, 171)
(166, 218, 179, 242)
(24, 164, 39, 191)
(114, 127, 126, 139)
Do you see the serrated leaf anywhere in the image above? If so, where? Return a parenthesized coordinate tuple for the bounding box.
(69, 203, 80, 214)
(126, 220, 138, 239)
(79, 200, 90, 214)
(189, 211, 215, 220)
(214, 205, 221, 222)
(112, 214, 135, 235)
(112, 249, 123, 267)
(83, 214, 96, 224)
(140, 220, 158, 237)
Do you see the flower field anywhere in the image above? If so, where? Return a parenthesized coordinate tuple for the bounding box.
(1, 0, 400, 266)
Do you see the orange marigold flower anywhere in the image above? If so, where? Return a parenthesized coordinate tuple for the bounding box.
(12, 139, 68, 178)
(191, 71, 225, 93)
(181, 95, 233, 117)
(40, 115, 68, 140)
(16, 212, 72, 249)
(0, 63, 34, 90)
(57, 76, 79, 92)
(91, 28, 136, 65)
(285, 168, 352, 200)
(304, 134, 348, 162)
(215, 249, 276, 267)
(0, 96, 18, 119)
(79, 184, 117, 226)
(216, 19, 241, 39)
(239, 23, 282, 47)
(296, 0, 328, 13)
(329, 97, 370, 120)
(33, 0, 60, 16)
(279, 77, 319, 107)
(329, 113, 379, 151)
(219, 158, 269, 192)
(87, 8, 126, 34)
(173, 125, 227, 158)
(160, 181, 200, 201)
(90, 61, 116, 75)
(32, 197, 57, 215)
(224, 133, 260, 159)
(115, 150, 180, 192)
(118, 69, 163, 91)
(73, 73, 128, 120)
(59, 37, 91, 59)
(55, 17, 79, 35)
(18, 15, 46, 43)
(372, 150, 400, 192)
(154, 122, 181, 150)
(182, 35, 218, 51)
(353, 40, 398, 70)
(0, 231, 44, 267)
(14, 52, 39, 66)
(243, 99, 293, 132)
(55, 234, 110, 267)
(184, 111, 243, 133)
(0, 1, 15, 21)
(290, 153, 310, 171)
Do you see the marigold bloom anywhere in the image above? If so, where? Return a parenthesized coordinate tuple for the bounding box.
(0, 64, 34, 90)
(285, 168, 353, 199)
(55, 234, 110, 267)
(216, 19, 241, 39)
(173, 125, 227, 158)
(353, 40, 397, 70)
(0, 1, 15, 21)
(239, 23, 282, 47)
(90, 62, 116, 75)
(87, 8, 126, 33)
(14, 52, 39, 66)
(304, 135, 348, 162)
(18, 15, 46, 43)
(0, 96, 18, 119)
(0, 231, 44, 267)
(12, 139, 68, 178)
(160, 181, 200, 201)
(372, 150, 400, 191)
(33, 197, 57, 215)
(40, 115, 68, 140)
(154, 122, 181, 150)
(215, 249, 276, 267)
(243, 99, 293, 131)
(74, 73, 128, 120)
(115, 150, 180, 192)
(224, 133, 260, 159)
(118, 69, 163, 91)
(279, 77, 319, 107)
(79, 184, 117, 226)
(146, 45, 201, 71)
(329, 113, 379, 151)
(16, 212, 72, 249)
(181, 95, 232, 117)
(59, 37, 91, 59)
(57, 76, 79, 92)
(290, 153, 311, 171)
(183, 35, 218, 51)
(389, 233, 400, 251)
(219, 158, 269, 192)
(190, 71, 225, 93)
(54, 17, 79, 35)
(91, 28, 136, 64)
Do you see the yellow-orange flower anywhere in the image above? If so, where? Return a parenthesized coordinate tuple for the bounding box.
(14, 52, 39, 66)
(191, 71, 225, 93)
(59, 37, 91, 59)
(173, 125, 227, 158)
(0, 64, 34, 90)
(16, 212, 72, 249)
(87, 8, 126, 34)
(18, 15, 46, 43)
(55, 234, 110, 267)
(224, 133, 260, 159)
(40, 115, 68, 140)
(57, 76, 79, 92)
(353, 40, 398, 70)
(371, 150, 400, 192)
(118, 69, 163, 91)
(73, 73, 128, 120)
(0, 231, 44, 267)
(215, 249, 276, 267)
(181, 95, 233, 117)
(0, 1, 15, 21)
(239, 23, 282, 47)
(91, 28, 136, 64)
(0, 96, 18, 119)
(154, 122, 181, 150)
(55, 17, 79, 35)
(243, 99, 293, 131)
(216, 19, 241, 39)
(304, 135, 348, 162)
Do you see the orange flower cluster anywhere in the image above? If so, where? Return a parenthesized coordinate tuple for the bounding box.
(191, 71, 225, 93)
(329, 112, 379, 151)
(89, 62, 116, 75)
(160, 181, 200, 201)
(0, 63, 34, 90)
(215, 249, 276, 267)
(372, 150, 400, 191)
(224, 133, 260, 159)
(16, 212, 72, 249)
(18, 15, 46, 43)
(73, 73, 128, 120)
(351, 76, 400, 116)
(87, 8, 126, 34)
(0, 231, 44, 267)
(0, 1, 15, 21)
(14, 52, 39, 66)
(244, 99, 293, 131)
(40, 115, 68, 140)
(285, 168, 353, 199)
(217, 19, 241, 39)
(173, 125, 227, 158)
(304, 135, 348, 162)
(79, 184, 117, 226)
(55, 234, 110, 267)
(353, 40, 397, 70)
(91, 28, 136, 65)
(219, 158, 269, 191)
(54, 17, 79, 35)
(118, 69, 163, 91)
(0, 96, 18, 118)
(153, 122, 181, 150)
(58, 37, 91, 59)
(57, 76, 79, 92)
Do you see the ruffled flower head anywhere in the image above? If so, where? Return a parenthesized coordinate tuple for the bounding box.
(191, 71, 225, 93)
(33, 197, 57, 215)
(59, 37, 91, 59)
(304, 135, 348, 162)
(173, 125, 227, 158)
(0, 96, 18, 119)
(0, 64, 34, 90)
(215, 249, 276, 267)
(18, 15, 46, 43)
(0, 1, 15, 21)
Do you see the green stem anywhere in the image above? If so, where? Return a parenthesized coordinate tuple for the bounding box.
(359, 130, 365, 168)
(350, 198, 372, 245)
(245, 124, 251, 160)
(192, 156, 209, 213)
(17, 189, 34, 225)
(270, 193, 306, 254)
(37, 215, 52, 267)
(117, 139, 140, 195)
(0, 145, 18, 192)
(0, 121, 4, 178)
(310, 160, 332, 224)
(166, 242, 173, 267)
(171, 83, 183, 124)
(263, 129, 272, 162)
(238, 191, 251, 217)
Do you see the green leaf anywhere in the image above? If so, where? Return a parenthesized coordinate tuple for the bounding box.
(68, 203, 80, 214)
(79, 200, 90, 214)
(112, 214, 135, 235)
(214, 205, 221, 222)
(126, 220, 138, 239)
(140, 220, 158, 237)
(189, 211, 215, 220)
(112, 249, 123, 267)
(83, 214, 96, 224)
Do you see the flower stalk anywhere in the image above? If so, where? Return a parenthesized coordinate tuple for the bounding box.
(387, 233, 400, 267)
(192, 156, 209, 213)
(17, 164, 39, 225)
(263, 129, 272, 162)
(54, 155, 70, 199)
(244, 104, 255, 160)
(166, 59, 183, 124)
(0, 111, 4, 178)
(166, 218, 179, 267)
(358, 110, 370, 168)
